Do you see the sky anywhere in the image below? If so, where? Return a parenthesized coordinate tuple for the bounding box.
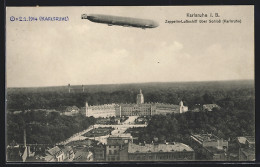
(6, 6, 254, 87)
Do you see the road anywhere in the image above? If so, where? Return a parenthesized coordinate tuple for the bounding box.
(122, 116, 139, 124)
(56, 125, 94, 145)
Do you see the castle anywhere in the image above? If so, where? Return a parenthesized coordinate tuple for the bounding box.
(85, 89, 188, 118)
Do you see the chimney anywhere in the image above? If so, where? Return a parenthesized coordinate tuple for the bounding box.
(82, 85, 84, 92)
(23, 128, 26, 147)
(68, 84, 71, 93)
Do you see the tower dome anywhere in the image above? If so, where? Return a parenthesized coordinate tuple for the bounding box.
(136, 89, 144, 104)
(179, 100, 183, 106)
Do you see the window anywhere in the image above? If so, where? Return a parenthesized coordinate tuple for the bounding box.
(109, 150, 112, 155)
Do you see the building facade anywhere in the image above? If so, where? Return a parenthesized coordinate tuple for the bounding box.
(93, 143, 106, 161)
(106, 134, 133, 161)
(86, 89, 188, 118)
(86, 103, 117, 118)
(73, 148, 93, 162)
(44, 146, 74, 162)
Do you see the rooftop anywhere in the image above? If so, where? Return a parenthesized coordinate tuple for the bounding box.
(60, 146, 73, 154)
(74, 148, 92, 160)
(246, 136, 255, 144)
(237, 136, 255, 145)
(46, 146, 62, 156)
(237, 137, 247, 145)
(128, 142, 193, 153)
(191, 134, 220, 143)
(107, 133, 133, 145)
(204, 146, 225, 154)
(241, 148, 255, 157)
(203, 104, 220, 107)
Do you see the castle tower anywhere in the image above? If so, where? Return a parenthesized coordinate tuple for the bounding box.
(136, 89, 144, 104)
(68, 84, 71, 93)
(85, 101, 89, 117)
(179, 100, 183, 107)
(82, 85, 85, 92)
(179, 100, 184, 113)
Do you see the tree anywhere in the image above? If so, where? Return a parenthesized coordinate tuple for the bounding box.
(203, 93, 215, 104)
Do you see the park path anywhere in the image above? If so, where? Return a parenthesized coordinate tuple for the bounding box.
(57, 116, 144, 145)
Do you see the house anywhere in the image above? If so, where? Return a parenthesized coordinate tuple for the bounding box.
(45, 146, 64, 162)
(202, 104, 220, 111)
(128, 142, 195, 161)
(44, 146, 75, 162)
(190, 134, 228, 160)
(63, 106, 80, 116)
(237, 136, 255, 161)
(60, 146, 75, 161)
(73, 148, 93, 162)
(106, 133, 133, 161)
(6, 146, 23, 162)
(6, 144, 35, 162)
(93, 143, 106, 161)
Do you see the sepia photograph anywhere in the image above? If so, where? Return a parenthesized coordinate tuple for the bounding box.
(5, 6, 254, 162)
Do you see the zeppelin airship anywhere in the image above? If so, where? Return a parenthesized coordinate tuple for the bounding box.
(81, 14, 159, 29)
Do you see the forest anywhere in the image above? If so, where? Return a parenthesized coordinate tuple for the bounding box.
(132, 108, 255, 144)
(6, 80, 254, 145)
(6, 111, 96, 145)
(6, 80, 254, 111)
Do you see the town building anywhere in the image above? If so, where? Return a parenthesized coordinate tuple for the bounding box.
(202, 104, 220, 111)
(86, 103, 117, 118)
(86, 89, 188, 118)
(93, 143, 106, 161)
(73, 148, 93, 162)
(106, 133, 133, 161)
(44, 146, 74, 162)
(44, 146, 64, 162)
(60, 146, 75, 161)
(128, 142, 195, 161)
(190, 134, 228, 160)
(6, 145, 33, 162)
(63, 106, 80, 116)
(237, 136, 255, 161)
(6, 130, 35, 162)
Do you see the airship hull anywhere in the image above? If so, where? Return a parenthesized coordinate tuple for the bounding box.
(82, 14, 159, 29)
